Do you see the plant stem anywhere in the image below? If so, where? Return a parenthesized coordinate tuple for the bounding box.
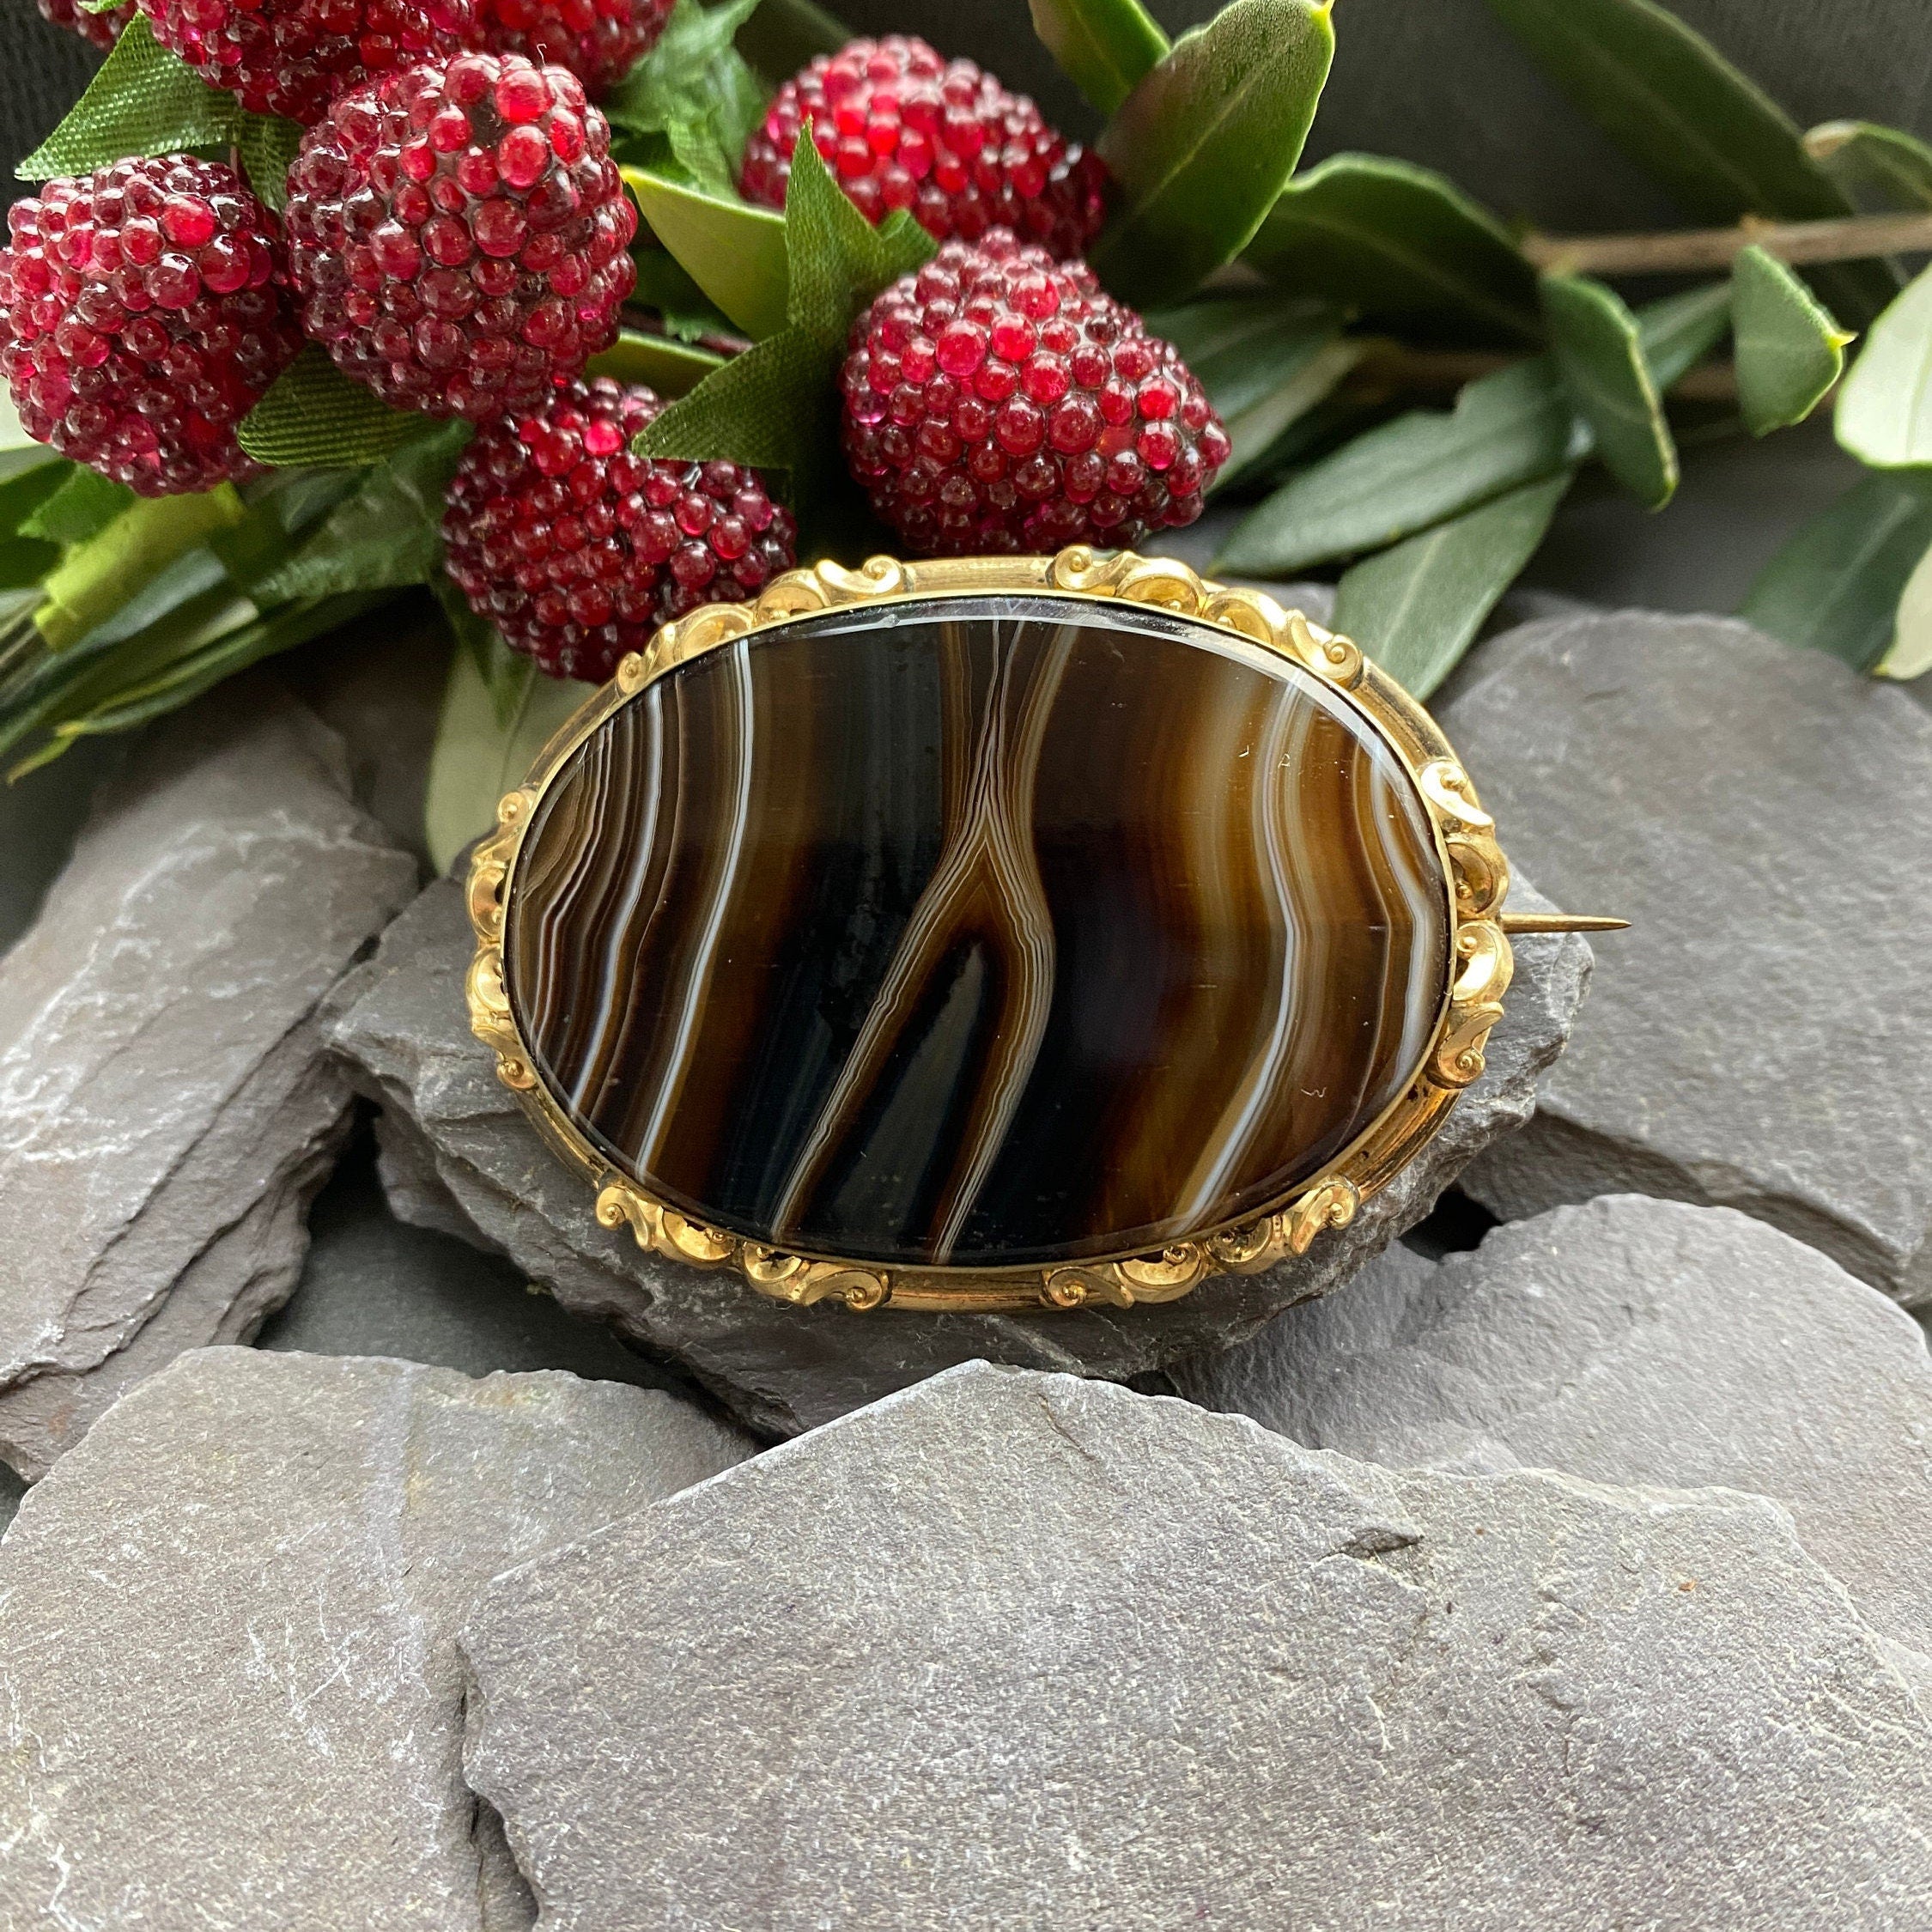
(1522, 210, 1932, 276)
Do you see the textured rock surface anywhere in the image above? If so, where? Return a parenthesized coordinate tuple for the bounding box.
(461, 1361, 1932, 1929)
(1177, 1194, 1932, 1667)
(0, 1346, 752, 1931)
(1442, 613, 1932, 1303)
(331, 872, 1587, 1435)
(0, 684, 416, 1479)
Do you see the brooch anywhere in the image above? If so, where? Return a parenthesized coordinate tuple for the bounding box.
(465, 547, 1619, 1314)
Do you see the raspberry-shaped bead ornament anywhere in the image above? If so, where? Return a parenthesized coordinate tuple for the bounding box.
(285, 54, 637, 422)
(472, 0, 673, 100)
(136, 0, 475, 124)
(443, 376, 798, 683)
(36, 0, 135, 52)
(0, 158, 303, 495)
(740, 36, 1106, 259)
(841, 233, 1230, 557)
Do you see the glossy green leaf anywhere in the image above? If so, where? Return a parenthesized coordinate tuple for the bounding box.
(240, 347, 446, 468)
(734, 0, 847, 83)
(1217, 357, 1580, 576)
(1244, 153, 1540, 347)
(17, 17, 240, 179)
(1740, 471, 1932, 671)
(1877, 534, 1932, 680)
(628, 246, 739, 343)
(1029, 0, 1168, 117)
(1804, 120, 1932, 212)
(1145, 295, 1358, 490)
(0, 465, 69, 588)
(1634, 280, 1734, 388)
(431, 574, 527, 726)
(588, 329, 727, 397)
(19, 468, 137, 545)
(425, 646, 594, 873)
(1730, 245, 1852, 435)
(1540, 272, 1675, 508)
(1835, 263, 1932, 468)
(251, 422, 472, 603)
(1479, 0, 1895, 324)
(1091, 0, 1334, 309)
(623, 164, 791, 341)
(1334, 471, 1573, 698)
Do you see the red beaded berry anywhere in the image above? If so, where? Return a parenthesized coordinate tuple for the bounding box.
(471, 0, 674, 100)
(36, 0, 135, 52)
(740, 35, 1107, 259)
(285, 53, 637, 422)
(841, 232, 1230, 556)
(135, 0, 475, 124)
(0, 157, 302, 495)
(443, 376, 799, 682)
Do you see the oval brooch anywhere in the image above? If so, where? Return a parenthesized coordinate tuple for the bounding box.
(465, 547, 1619, 1314)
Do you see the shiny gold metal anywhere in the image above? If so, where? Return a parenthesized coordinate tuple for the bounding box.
(465, 545, 1615, 1315)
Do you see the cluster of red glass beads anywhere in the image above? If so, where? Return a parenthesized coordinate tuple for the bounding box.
(842, 233, 1230, 556)
(0, 157, 301, 495)
(740, 35, 1107, 260)
(283, 52, 635, 422)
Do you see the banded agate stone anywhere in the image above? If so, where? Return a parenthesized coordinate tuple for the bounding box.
(503, 594, 1450, 1272)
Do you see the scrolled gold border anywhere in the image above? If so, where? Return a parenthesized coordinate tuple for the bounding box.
(465, 547, 1519, 1314)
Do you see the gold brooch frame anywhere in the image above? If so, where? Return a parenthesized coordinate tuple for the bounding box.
(465, 546, 1598, 1316)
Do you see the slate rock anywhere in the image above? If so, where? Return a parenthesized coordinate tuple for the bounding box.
(0, 683, 417, 1479)
(1441, 612, 1932, 1303)
(459, 1360, 1932, 1930)
(0, 1346, 753, 1932)
(331, 873, 1588, 1436)
(1176, 1194, 1932, 1669)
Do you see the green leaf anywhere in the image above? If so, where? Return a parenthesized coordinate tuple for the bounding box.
(17, 17, 242, 179)
(250, 422, 471, 603)
(633, 131, 933, 530)
(1028, 0, 1169, 118)
(1334, 471, 1574, 698)
(1216, 357, 1581, 576)
(239, 346, 443, 468)
(1634, 279, 1734, 388)
(1144, 295, 1358, 490)
(1877, 534, 1932, 680)
(1835, 262, 1932, 468)
(1739, 471, 1932, 671)
(236, 112, 303, 210)
(1090, 0, 1334, 309)
(430, 573, 528, 726)
(1804, 120, 1932, 213)
(734, 0, 847, 83)
(1243, 153, 1541, 347)
(19, 467, 137, 545)
(1730, 244, 1852, 435)
(628, 246, 739, 343)
(1479, 0, 1896, 325)
(1540, 272, 1675, 508)
(0, 465, 69, 588)
(605, 0, 769, 197)
(34, 485, 248, 651)
(588, 329, 728, 397)
(623, 164, 791, 340)
(425, 645, 594, 873)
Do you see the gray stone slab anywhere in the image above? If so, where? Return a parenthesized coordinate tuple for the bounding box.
(0, 682, 417, 1479)
(0, 1346, 753, 1932)
(1440, 612, 1932, 1303)
(1176, 1194, 1932, 1669)
(330, 872, 1587, 1436)
(459, 1359, 1932, 1930)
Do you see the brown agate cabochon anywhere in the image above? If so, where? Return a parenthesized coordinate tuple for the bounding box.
(503, 592, 1453, 1273)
